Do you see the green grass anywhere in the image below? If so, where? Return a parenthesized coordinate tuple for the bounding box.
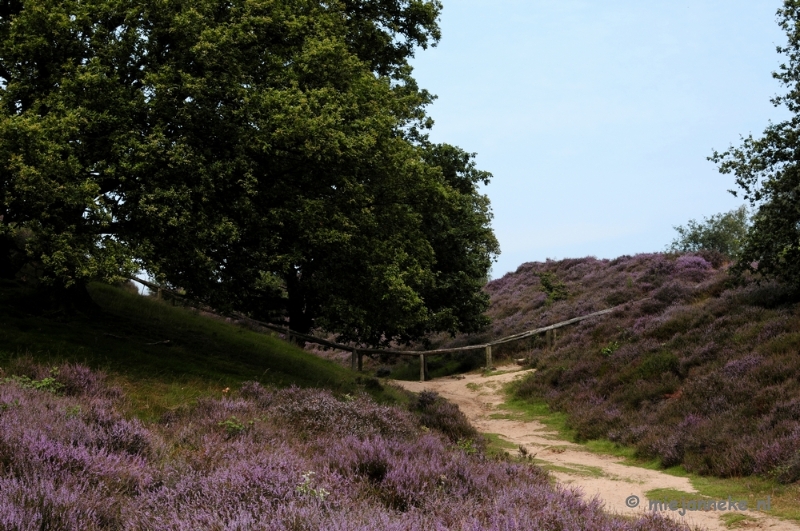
(482, 432, 518, 460)
(492, 394, 573, 439)
(0, 281, 403, 420)
(720, 513, 757, 528)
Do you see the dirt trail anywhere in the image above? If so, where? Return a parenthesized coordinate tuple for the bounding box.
(392, 366, 800, 531)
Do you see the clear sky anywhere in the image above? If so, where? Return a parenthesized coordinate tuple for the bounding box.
(409, 0, 791, 278)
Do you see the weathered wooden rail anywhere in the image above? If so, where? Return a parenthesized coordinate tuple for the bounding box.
(130, 276, 630, 381)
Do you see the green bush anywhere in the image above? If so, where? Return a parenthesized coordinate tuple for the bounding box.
(538, 272, 569, 302)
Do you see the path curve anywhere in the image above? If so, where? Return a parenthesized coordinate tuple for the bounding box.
(392, 367, 800, 531)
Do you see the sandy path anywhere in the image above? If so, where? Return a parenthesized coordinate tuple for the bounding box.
(392, 366, 800, 531)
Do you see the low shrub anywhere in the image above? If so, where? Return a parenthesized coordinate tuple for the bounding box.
(411, 390, 483, 446)
(0, 363, 689, 530)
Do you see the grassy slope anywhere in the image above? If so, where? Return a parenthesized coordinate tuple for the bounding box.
(0, 280, 397, 420)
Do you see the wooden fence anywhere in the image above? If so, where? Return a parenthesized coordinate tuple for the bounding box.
(130, 276, 629, 381)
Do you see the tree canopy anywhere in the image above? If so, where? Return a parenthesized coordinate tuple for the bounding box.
(667, 206, 750, 259)
(0, 0, 499, 345)
(711, 0, 800, 287)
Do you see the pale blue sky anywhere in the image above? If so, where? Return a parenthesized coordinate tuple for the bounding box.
(409, 1, 791, 277)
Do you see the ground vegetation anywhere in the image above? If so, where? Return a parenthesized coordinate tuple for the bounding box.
(0, 360, 688, 530)
(417, 253, 800, 482)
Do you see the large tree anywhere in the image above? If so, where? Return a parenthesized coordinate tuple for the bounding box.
(0, 0, 499, 344)
(711, 0, 800, 287)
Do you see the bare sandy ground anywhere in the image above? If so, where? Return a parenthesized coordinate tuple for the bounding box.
(392, 366, 800, 531)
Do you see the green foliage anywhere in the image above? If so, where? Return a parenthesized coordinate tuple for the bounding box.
(455, 438, 478, 455)
(668, 206, 750, 258)
(538, 272, 568, 302)
(600, 341, 619, 356)
(4, 367, 64, 394)
(218, 416, 251, 437)
(0, 0, 497, 344)
(710, 1, 800, 287)
(632, 352, 679, 381)
(295, 471, 330, 501)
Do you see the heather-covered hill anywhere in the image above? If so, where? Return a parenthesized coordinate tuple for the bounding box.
(0, 281, 691, 529)
(457, 253, 800, 482)
(0, 362, 686, 530)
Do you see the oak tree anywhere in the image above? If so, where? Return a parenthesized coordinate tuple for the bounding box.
(0, 0, 499, 343)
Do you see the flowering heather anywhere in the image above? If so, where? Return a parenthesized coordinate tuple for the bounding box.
(452, 252, 800, 481)
(0, 364, 689, 530)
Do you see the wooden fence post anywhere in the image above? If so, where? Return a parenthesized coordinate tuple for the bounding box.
(545, 329, 552, 349)
(485, 345, 493, 370)
(552, 328, 557, 346)
(351, 349, 357, 371)
(357, 350, 363, 372)
(420, 354, 426, 382)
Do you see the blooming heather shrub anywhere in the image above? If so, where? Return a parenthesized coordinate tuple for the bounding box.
(238, 380, 274, 405)
(55, 363, 119, 398)
(411, 390, 482, 445)
(722, 354, 763, 378)
(674, 255, 712, 277)
(271, 386, 418, 439)
(565, 393, 623, 441)
(4, 356, 52, 380)
(653, 281, 694, 305)
(0, 384, 155, 530)
(0, 364, 692, 530)
(753, 424, 800, 482)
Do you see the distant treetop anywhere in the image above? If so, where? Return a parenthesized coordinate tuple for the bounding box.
(667, 206, 750, 260)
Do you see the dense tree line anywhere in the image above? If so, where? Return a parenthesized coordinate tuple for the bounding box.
(0, 0, 499, 345)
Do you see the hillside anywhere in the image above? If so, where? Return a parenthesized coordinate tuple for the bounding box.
(0, 281, 693, 530)
(0, 280, 390, 420)
(442, 253, 800, 482)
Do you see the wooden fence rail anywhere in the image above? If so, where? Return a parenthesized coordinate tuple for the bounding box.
(129, 276, 633, 381)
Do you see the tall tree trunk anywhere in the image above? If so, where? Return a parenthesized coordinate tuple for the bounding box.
(0, 234, 16, 279)
(285, 269, 313, 346)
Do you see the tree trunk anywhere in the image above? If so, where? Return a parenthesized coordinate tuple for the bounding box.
(0, 234, 22, 279)
(285, 270, 313, 346)
(43, 282, 102, 317)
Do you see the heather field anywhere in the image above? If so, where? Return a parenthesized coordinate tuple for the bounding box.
(430, 253, 800, 483)
(0, 362, 689, 530)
